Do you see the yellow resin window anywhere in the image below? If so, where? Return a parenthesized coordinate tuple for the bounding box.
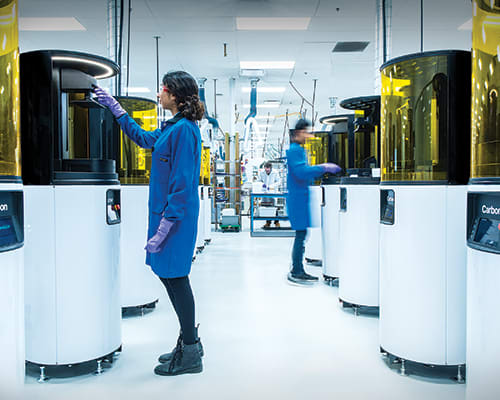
(381, 55, 449, 182)
(471, 0, 500, 179)
(118, 97, 157, 184)
(0, 0, 20, 179)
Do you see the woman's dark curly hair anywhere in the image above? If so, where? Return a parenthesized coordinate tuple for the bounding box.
(162, 71, 205, 121)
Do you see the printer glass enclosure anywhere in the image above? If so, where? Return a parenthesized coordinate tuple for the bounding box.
(380, 51, 471, 184)
(340, 96, 381, 175)
(319, 114, 355, 183)
(0, 0, 20, 181)
(304, 132, 329, 185)
(115, 96, 156, 185)
(201, 146, 211, 185)
(470, 0, 500, 182)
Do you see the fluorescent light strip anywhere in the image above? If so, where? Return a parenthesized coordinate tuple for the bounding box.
(254, 115, 276, 120)
(236, 17, 311, 31)
(257, 125, 273, 129)
(243, 104, 280, 109)
(240, 61, 295, 70)
(458, 18, 472, 31)
(20, 17, 86, 31)
(242, 87, 286, 93)
(52, 56, 114, 79)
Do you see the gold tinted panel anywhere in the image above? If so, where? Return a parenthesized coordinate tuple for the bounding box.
(200, 146, 211, 185)
(471, 0, 500, 179)
(67, 93, 91, 159)
(381, 55, 449, 182)
(353, 109, 380, 169)
(0, 0, 20, 178)
(119, 98, 156, 184)
(304, 133, 329, 185)
(331, 132, 350, 170)
(355, 126, 379, 169)
(304, 133, 329, 166)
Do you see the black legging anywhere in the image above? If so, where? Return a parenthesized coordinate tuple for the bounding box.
(159, 276, 196, 345)
(291, 229, 307, 275)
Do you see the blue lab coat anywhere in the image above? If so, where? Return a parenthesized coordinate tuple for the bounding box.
(286, 142, 324, 231)
(117, 112, 201, 278)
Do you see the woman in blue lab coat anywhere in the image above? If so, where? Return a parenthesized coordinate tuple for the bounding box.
(94, 71, 204, 376)
(286, 119, 340, 285)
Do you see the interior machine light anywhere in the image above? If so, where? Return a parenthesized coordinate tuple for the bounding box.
(240, 61, 295, 69)
(52, 56, 115, 79)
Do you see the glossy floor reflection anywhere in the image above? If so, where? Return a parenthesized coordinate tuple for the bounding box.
(19, 225, 465, 400)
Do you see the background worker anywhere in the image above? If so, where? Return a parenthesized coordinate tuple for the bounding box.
(258, 161, 281, 228)
(286, 119, 341, 285)
(94, 71, 205, 376)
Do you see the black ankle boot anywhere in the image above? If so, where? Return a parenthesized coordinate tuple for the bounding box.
(158, 326, 204, 364)
(154, 342, 203, 376)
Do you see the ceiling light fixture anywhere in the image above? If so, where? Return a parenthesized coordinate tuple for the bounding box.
(254, 115, 276, 120)
(243, 104, 280, 109)
(52, 56, 115, 79)
(240, 69, 265, 77)
(240, 61, 295, 70)
(242, 87, 286, 93)
(19, 17, 86, 31)
(236, 17, 311, 31)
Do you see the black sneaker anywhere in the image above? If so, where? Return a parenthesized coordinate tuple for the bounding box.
(300, 272, 319, 281)
(287, 272, 317, 285)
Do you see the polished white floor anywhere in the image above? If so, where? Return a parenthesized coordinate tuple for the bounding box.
(19, 223, 465, 400)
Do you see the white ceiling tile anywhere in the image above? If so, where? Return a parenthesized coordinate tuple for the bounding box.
(236, 0, 320, 17)
(315, 0, 375, 18)
(145, 0, 237, 17)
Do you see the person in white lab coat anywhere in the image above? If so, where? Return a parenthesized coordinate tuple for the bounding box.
(258, 162, 280, 228)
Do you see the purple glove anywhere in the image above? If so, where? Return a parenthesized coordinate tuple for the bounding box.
(93, 85, 126, 118)
(145, 218, 175, 253)
(320, 163, 342, 174)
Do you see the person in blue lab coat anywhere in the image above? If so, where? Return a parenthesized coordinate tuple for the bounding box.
(94, 71, 204, 376)
(286, 119, 341, 285)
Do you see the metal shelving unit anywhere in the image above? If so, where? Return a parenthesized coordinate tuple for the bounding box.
(250, 193, 294, 237)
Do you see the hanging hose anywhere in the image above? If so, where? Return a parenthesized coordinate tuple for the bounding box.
(289, 81, 313, 107)
(243, 79, 259, 155)
(279, 111, 289, 158)
(262, 112, 271, 158)
(198, 78, 220, 130)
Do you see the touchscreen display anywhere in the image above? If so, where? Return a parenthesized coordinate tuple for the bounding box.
(0, 216, 16, 248)
(475, 218, 499, 247)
